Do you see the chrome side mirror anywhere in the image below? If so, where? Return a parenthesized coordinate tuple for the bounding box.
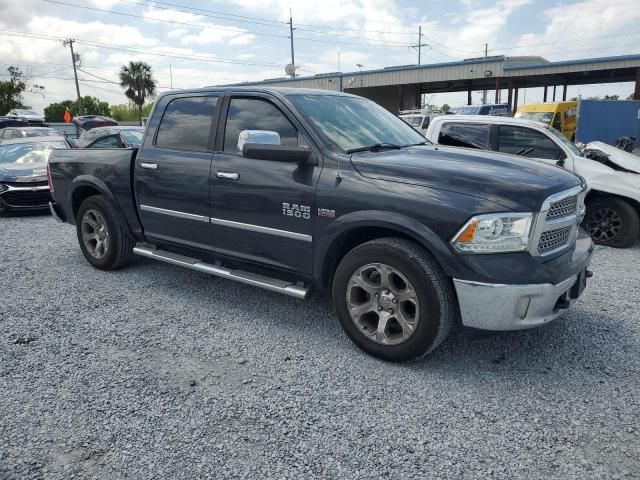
(237, 130, 281, 154)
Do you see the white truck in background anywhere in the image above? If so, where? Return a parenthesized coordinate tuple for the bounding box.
(425, 115, 640, 248)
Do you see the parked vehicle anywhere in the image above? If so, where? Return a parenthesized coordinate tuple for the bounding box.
(5, 109, 46, 126)
(71, 115, 118, 132)
(425, 115, 640, 247)
(515, 101, 578, 141)
(77, 126, 145, 149)
(399, 109, 445, 136)
(48, 87, 593, 362)
(0, 127, 62, 144)
(452, 104, 510, 116)
(0, 116, 30, 130)
(0, 136, 68, 214)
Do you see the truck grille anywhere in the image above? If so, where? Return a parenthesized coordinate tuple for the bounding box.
(546, 195, 577, 221)
(538, 226, 572, 255)
(0, 190, 51, 207)
(531, 186, 584, 257)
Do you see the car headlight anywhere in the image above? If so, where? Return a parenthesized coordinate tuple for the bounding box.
(451, 213, 533, 253)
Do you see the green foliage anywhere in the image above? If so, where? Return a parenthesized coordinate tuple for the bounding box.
(586, 94, 620, 101)
(44, 96, 112, 122)
(111, 102, 153, 122)
(0, 67, 30, 114)
(119, 61, 157, 125)
(441, 104, 450, 113)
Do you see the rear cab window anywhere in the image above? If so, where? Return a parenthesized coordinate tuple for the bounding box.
(155, 96, 219, 152)
(438, 122, 490, 149)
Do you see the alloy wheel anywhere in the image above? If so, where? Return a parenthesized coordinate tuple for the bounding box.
(81, 209, 110, 259)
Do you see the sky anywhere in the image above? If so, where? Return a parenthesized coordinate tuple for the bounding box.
(0, 0, 639, 113)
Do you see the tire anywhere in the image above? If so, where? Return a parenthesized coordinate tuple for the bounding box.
(583, 197, 639, 248)
(75, 195, 135, 270)
(331, 237, 456, 362)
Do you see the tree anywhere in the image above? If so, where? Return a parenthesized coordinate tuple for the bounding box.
(44, 96, 111, 122)
(627, 93, 636, 100)
(441, 104, 450, 113)
(0, 66, 30, 114)
(111, 102, 153, 122)
(119, 62, 156, 126)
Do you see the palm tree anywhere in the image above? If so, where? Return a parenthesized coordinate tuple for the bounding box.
(119, 61, 156, 126)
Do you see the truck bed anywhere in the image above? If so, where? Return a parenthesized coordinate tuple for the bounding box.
(48, 148, 143, 238)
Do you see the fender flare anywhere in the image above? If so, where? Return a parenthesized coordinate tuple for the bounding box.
(68, 176, 133, 236)
(315, 210, 459, 287)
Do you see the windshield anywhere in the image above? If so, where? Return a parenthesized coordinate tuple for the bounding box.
(400, 115, 423, 128)
(23, 129, 58, 137)
(290, 95, 428, 153)
(547, 125, 582, 157)
(121, 130, 144, 145)
(0, 142, 67, 164)
(515, 111, 554, 124)
(16, 110, 40, 116)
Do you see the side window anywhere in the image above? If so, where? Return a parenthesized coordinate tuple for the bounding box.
(224, 97, 299, 153)
(552, 113, 562, 130)
(2, 130, 13, 139)
(438, 122, 490, 149)
(497, 126, 566, 160)
(89, 135, 121, 149)
(421, 117, 430, 129)
(156, 96, 218, 152)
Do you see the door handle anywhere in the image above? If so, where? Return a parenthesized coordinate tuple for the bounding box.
(216, 171, 239, 180)
(140, 162, 158, 170)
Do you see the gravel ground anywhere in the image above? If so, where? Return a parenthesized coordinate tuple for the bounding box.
(1, 214, 639, 480)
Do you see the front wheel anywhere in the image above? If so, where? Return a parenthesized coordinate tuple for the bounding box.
(76, 195, 135, 270)
(583, 198, 639, 248)
(332, 238, 456, 362)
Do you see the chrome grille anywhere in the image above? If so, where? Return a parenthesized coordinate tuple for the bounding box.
(546, 195, 577, 221)
(537, 226, 572, 255)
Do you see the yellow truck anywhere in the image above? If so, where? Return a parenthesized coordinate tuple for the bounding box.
(515, 101, 578, 141)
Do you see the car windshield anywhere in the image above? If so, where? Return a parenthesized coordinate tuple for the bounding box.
(121, 130, 144, 145)
(290, 95, 428, 153)
(17, 110, 39, 116)
(400, 115, 424, 128)
(547, 125, 582, 157)
(515, 111, 554, 124)
(23, 129, 57, 137)
(0, 142, 67, 164)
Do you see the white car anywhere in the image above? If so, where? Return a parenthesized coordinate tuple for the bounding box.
(399, 110, 446, 136)
(425, 115, 640, 248)
(6, 109, 46, 126)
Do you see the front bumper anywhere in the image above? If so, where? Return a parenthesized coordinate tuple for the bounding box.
(453, 234, 593, 331)
(0, 186, 51, 213)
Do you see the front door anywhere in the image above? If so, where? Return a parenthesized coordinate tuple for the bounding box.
(209, 94, 320, 274)
(494, 124, 567, 167)
(135, 94, 220, 249)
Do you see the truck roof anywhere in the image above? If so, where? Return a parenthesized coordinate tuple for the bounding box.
(156, 86, 358, 101)
(430, 114, 549, 129)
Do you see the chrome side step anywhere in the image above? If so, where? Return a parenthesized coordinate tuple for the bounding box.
(132, 245, 309, 299)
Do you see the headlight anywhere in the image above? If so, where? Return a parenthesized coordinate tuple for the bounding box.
(451, 213, 533, 253)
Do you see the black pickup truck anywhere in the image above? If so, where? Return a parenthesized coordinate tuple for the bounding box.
(48, 87, 594, 362)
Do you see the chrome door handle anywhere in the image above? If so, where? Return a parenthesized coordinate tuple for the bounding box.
(140, 162, 158, 170)
(216, 171, 239, 180)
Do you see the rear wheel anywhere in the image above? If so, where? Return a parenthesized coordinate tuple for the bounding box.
(76, 195, 135, 270)
(332, 237, 456, 362)
(584, 198, 639, 248)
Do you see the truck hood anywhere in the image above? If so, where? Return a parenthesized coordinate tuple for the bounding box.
(350, 145, 582, 211)
(584, 141, 640, 174)
(0, 162, 48, 183)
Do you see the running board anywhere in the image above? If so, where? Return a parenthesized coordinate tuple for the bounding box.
(132, 245, 309, 299)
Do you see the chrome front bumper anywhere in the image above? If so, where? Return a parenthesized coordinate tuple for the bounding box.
(453, 273, 584, 331)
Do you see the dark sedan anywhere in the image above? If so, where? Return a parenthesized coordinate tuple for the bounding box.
(77, 126, 144, 149)
(0, 136, 68, 214)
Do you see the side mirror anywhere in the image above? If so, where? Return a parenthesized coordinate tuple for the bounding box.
(237, 129, 281, 153)
(242, 143, 313, 164)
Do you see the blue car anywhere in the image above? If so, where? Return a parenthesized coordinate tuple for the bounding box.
(453, 104, 511, 116)
(0, 136, 68, 215)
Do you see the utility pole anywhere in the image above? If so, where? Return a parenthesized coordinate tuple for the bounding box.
(482, 43, 488, 104)
(411, 26, 428, 65)
(63, 39, 83, 116)
(289, 9, 296, 77)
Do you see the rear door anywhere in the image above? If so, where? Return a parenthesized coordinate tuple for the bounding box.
(135, 94, 221, 249)
(209, 93, 320, 274)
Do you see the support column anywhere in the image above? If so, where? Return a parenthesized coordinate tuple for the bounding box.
(495, 78, 500, 104)
(543, 86, 548, 102)
(562, 84, 567, 101)
(552, 85, 557, 101)
(634, 67, 640, 100)
(513, 87, 519, 115)
(467, 86, 472, 106)
(507, 81, 513, 111)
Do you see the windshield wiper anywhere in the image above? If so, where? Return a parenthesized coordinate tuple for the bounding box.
(346, 143, 402, 154)
(404, 141, 430, 147)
